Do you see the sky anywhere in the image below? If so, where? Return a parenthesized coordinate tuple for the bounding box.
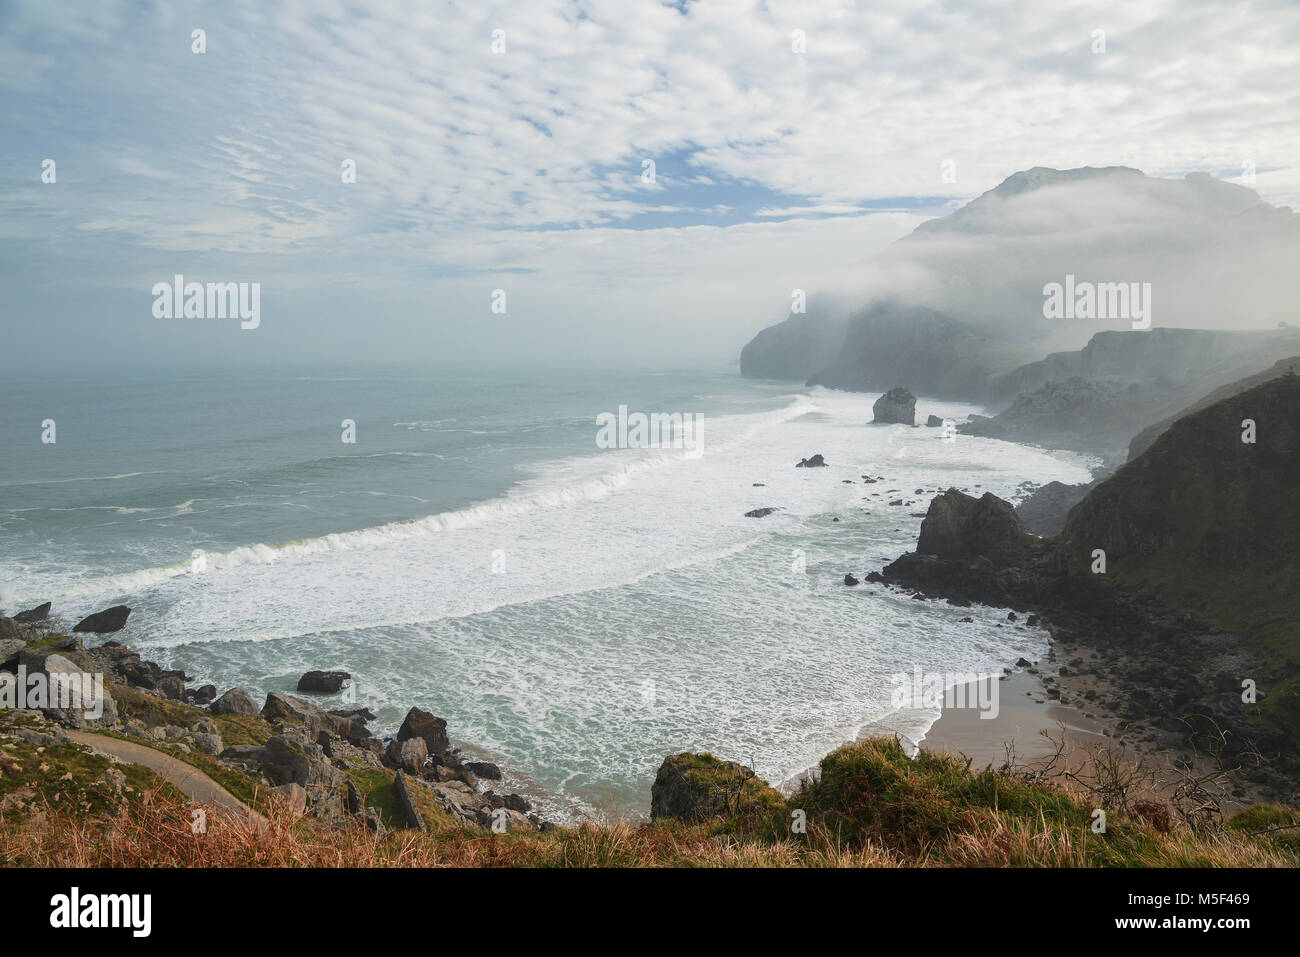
(2, 0, 1299, 371)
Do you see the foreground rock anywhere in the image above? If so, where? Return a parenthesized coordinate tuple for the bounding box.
(872, 387, 916, 425)
(650, 753, 784, 823)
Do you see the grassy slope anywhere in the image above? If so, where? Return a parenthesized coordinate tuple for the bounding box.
(3, 725, 1295, 867)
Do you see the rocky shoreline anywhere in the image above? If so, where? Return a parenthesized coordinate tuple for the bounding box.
(0, 604, 557, 834)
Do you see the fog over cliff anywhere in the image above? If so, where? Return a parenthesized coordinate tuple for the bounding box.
(805, 167, 1300, 353)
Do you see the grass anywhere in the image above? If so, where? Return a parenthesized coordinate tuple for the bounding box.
(2, 733, 1294, 868)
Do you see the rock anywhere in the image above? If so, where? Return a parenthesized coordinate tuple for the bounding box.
(744, 507, 781, 518)
(392, 770, 426, 831)
(915, 490, 1039, 565)
(186, 684, 218, 705)
(465, 761, 502, 780)
(0, 618, 20, 640)
(872, 387, 916, 425)
(157, 675, 185, 700)
(1013, 480, 1095, 537)
(0, 638, 25, 670)
(385, 736, 428, 774)
(277, 783, 308, 816)
(192, 732, 223, 756)
(296, 670, 351, 694)
(925, 414, 943, 427)
(210, 687, 259, 715)
(262, 733, 346, 792)
(13, 602, 51, 624)
(191, 716, 218, 734)
(795, 454, 827, 468)
(397, 707, 450, 755)
(262, 691, 360, 739)
(649, 752, 784, 823)
(219, 744, 266, 766)
(34, 654, 118, 729)
(843, 574, 860, 586)
(71, 605, 131, 634)
(1015, 657, 1033, 668)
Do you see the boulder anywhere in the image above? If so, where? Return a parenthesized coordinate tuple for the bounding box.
(262, 691, 359, 739)
(296, 670, 351, 694)
(192, 732, 223, 756)
(157, 675, 185, 700)
(465, 761, 502, 780)
(262, 733, 346, 794)
(71, 605, 131, 634)
(925, 414, 943, 427)
(34, 654, 118, 730)
(0, 617, 19, 639)
(795, 454, 827, 468)
(210, 687, 259, 715)
(186, 684, 218, 705)
(397, 707, 450, 755)
(744, 507, 780, 518)
(649, 752, 784, 823)
(872, 387, 916, 425)
(13, 602, 51, 624)
(385, 736, 428, 774)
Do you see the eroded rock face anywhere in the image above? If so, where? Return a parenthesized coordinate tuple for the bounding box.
(649, 752, 784, 823)
(872, 387, 916, 425)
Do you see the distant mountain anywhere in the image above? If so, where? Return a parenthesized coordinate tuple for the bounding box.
(739, 166, 1300, 404)
(963, 328, 1300, 464)
(739, 313, 845, 380)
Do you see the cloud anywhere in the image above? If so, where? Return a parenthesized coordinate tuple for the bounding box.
(1, 0, 1298, 366)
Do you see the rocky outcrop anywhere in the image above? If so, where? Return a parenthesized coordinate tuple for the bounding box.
(262, 691, 361, 740)
(71, 605, 131, 634)
(13, 602, 51, 624)
(210, 687, 259, 715)
(795, 454, 826, 468)
(872, 387, 916, 425)
(878, 375, 1300, 797)
(744, 507, 781, 518)
(296, 670, 351, 694)
(650, 752, 784, 823)
(961, 377, 1133, 462)
(397, 707, 450, 755)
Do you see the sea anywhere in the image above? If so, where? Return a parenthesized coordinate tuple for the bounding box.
(0, 364, 1094, 820)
